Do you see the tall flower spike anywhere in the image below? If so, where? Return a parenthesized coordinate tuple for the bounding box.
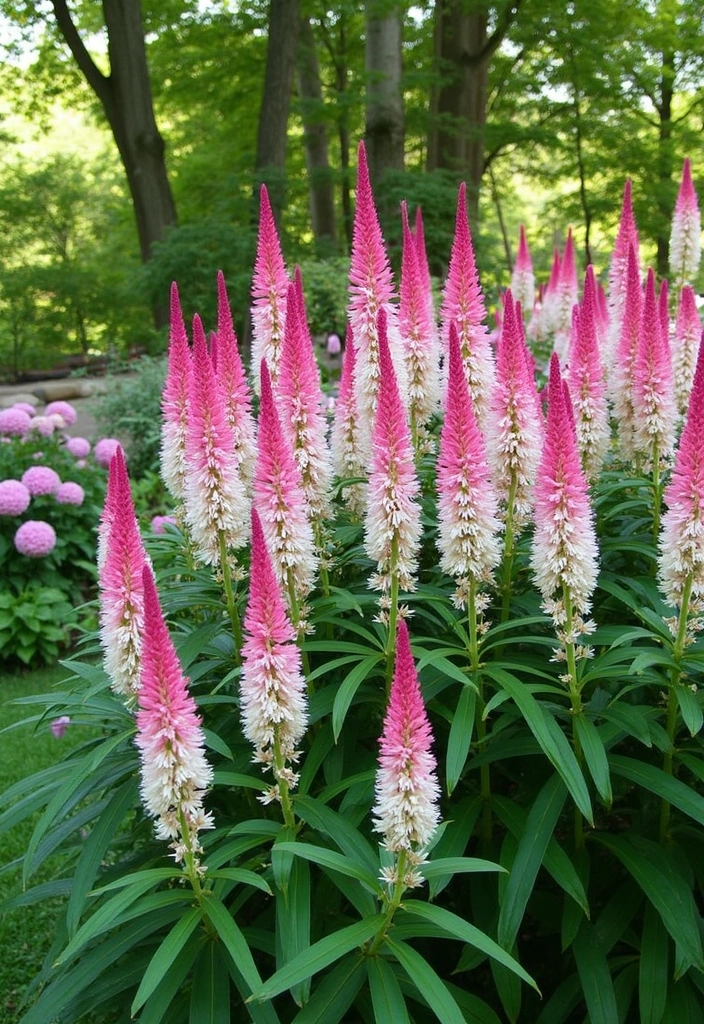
(552, 228, 579, 360)
(136, 565, 213, 868)
(240, 509, 307, 805)
(216, 271, 257, 487)
(160, 282, 192, 501)
(566, 269, 610, 481)
(97, 443, 129, 572)
(539, 247, 563, 341)
(251, 183, 289, 392)
(373, 619, 440, 889)
(348, 141, 408, 460)
(254, 360, 317, 615)
(631, 268, 676, 466)
(606, 178, 640, 368)
(488, 292, 544, 532)
(437, 321, 501, 593)
(330, 326, 366, 516)
(183, 316, 249, 566)
(672, 286, 702, 417)
(659, 341, 704, 610)
(658, 278, 671, 346)
(440, 182, 495, 428)
(511, 224, 535, 318)
(531, 354, 599, 622)
(99, 450, 149, 699)
(277, 274, 333, 521)
(669, 157, 701, 290)
(612, 243, 643, 460)
(364, 308, 422, 596)
(399, 201, 440, 441)
(413, 205, 433, 303)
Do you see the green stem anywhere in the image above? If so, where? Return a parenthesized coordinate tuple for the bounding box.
(178, 808, 205, 901)
(367, 849, 407, 956)
(500, 473, 519, 625)
(563, 586, 584, 850)
(273, 733, 296, 831)
(468, 580, 492, 843)
(659, 575, 693, 842)
(218, 531, 242, 664)
(651, 440, 661, 547)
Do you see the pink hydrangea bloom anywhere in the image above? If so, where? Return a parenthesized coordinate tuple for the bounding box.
(0, 479, 31, 515)
(22, 466, 61, 496)
(240, 509, 307, 798)
(94, 438, 121, 468)
(330, 326, 366, 516)
(0, 407, 31, 436)
(672, 286, 702, 417)
(511, 224, 535, 317)
(251, 183, 289, 392)
(373, 620, 440, 887)
(14, 520, 57, 557)
(29, 415, 56, 437)
(151, 514, 178, 534)
(161, 282, 192, 501)
(136, 564, 214, 862)
(55, 482, 85, 506)
(669, 157, 701, 289)
(12, 402, 36, 417)
(66, 436, 91, 458)
(45, 400, 77, 425)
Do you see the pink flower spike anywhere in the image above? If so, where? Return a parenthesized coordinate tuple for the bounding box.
(254, 360, 317, 611)
(437, 321, 501, 588)
(183, 315, 249, 565)
(136, 564, 213, 862)
(330, 326, 366, 516)
(277, 277, 332, 521)
(399, 201, 440, 437)
(240, 509, 307, 792)
(606, 178, 640, 368)
(566, 274, 610, 481)
(539, 247, 563, 341)
(364, 308, 422, 595)
(672, 286, 703, 416)
(160, 282, 192, 501)
(511, 224, 535, 318)
(413, 205, 433, 304)
(98, 446, 129, 571)
(440, 182, 494, 428)
(612, 244, 643, 460)
(658, 278, 671, 346)
(530, 353, 599, 620)
(251, 184, 289, 393)
(215, 270, 257, 486)
(631, 268, 676, 464)
(99, 454, 148, 698)
(670, 158, 701, 289)
(552, 229, 579, 356)
(373, 619, 440, 884)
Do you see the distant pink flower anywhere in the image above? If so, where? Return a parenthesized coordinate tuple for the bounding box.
(0, 479, 31, 515)
(364, 309, 422, 595)
(29, 415, 56, 437)
(373, 620, 440, 885)
(51, 716, 71, 739)
(66, 436, 91, 458)
(14, 520, 56, 557)
(632, 268, 676, 464)
(161, 283, 192, 500)
(215, 270, 257, 486)
(672, 286, 702, 416)
(136, 565, 213, 861)
(326, 333, 341, 355)
(670, 157, 701, 289)
(151, 514, 178, 534)
(254, 361, 317, 611)
(0, 407, 31, 436)
(240, 509, 307, 797)
(566, 270, 610, 480)
(55, 482, 85, 506)
(399, 201, 440, 437)
(94, 438, 121, 468)
(12, 402, 36, 417)
(552, 229, 579, 360)
(330, 326, 366, 516)
(437, 322, 501, 587)
(45, 401, 77, 425)
(22, 466, 61, 496)
(251, 184, 289, 392)
(99, 453, 148, 698)
(531, 354, 598, 620)
(612, 244, 643, 460)
(539, 248, 562, 341)
(183, 316, 249, 565)
(440, 182, 494, 428)
(511, 225, 535, 317)
(606, 178, 640, 368)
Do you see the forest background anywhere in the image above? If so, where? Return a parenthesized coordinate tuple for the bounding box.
(0, 0, 702, 380)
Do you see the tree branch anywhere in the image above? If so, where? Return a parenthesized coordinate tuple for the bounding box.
(473, 0, 523, 65)
(50, 0, 111, 107)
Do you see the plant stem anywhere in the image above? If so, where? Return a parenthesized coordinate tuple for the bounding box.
(563, 585, 584, 849)
(500, 472, 519, 625)
(659, 575, 693, 842)
(367, 849, 407, 956)
(651, 441, 662, 547)
(178, 808, 205, 901)
(468, 579, 492, 843)
(273, 733, 296, 831)
(218, 531, 242, 664)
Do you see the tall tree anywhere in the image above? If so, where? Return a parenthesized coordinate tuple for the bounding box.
(364, 0, 405, 188)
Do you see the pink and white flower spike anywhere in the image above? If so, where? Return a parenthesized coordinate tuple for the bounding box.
(672, 285, 703, 417)
(250, 183, 289, 392)
(511, 224, 535, 319)
(566, 269, 610, 481)
(160, 282, 192, 501)
(606, 178, 640, 368)
(330, 326, 366, 516)
(612, 244, 643, 461)
(631, 268, 676, 467)
(669, 158, 701, 290)
(215, 271, 257, 486)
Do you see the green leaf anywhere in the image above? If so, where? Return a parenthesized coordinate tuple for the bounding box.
(250, 916, 385, 1003)
(385, 937, 467, 1024)
(422, 857, 506, 879)
(294, 795, 378, 876)
(639, 901, 669, 1024)
(600, 704, 652, 747)
(486, 666, 593, 824)
(445, 684, 476, 795)
(368, 956, 411, 1024)
(609, 755, 704, 827)
(574, 714, 613, 807)
(190, 942, 231, 1024)
(498, 775, 567, 950)
(401, 902, 538, 991)
(572, 920, 619, 1024)
(208, 869, 272, 895)
(332, 654, 382, 741)
(291, 955, 366, 1024)
(213, 771, 269, 792)
(272, 841, 381, 893)
(131, 907, 203, 1014)
(675, 684, 703, 737)
(204, 894, 266, 997)
(276, 856, 311, 1006)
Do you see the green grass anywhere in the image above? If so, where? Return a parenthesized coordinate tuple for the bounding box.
(0, 664, 106, 1024)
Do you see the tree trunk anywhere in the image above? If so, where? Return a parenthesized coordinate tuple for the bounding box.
(51, 0, 177, 326)
(656, 48, 675, 279)
(297, 15, 337, 253)
(255, 0, 301, 226)
(364, 1, 405, 188)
